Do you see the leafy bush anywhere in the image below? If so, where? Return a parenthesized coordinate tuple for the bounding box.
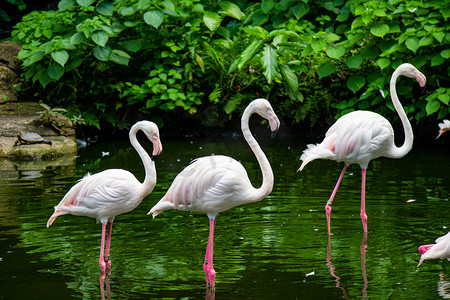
(11, 0, 450, 132)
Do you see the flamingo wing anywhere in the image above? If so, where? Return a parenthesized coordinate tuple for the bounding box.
(47, 169, 140, 226)
(300, 111, 393, 170)
(149, 155, 252, 217)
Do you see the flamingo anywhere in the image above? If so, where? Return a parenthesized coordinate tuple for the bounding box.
(418, 231, 450, 266)
(417, 120, 450, 266)
(437, 119, 450, 138)
(47, 120, 163, 272)
(298, 63, 426, 234)
(148, 98, 280, 290)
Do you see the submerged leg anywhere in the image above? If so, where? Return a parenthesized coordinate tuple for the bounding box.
(326, 164, 348, 234)
(360, 169, 368, 233)
(203, 217, 217, 290)
(99, 222, 107, 272)
(105, 222, 113, 270)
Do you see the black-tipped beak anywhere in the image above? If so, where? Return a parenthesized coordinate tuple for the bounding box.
(151, 154, 159, 161)
(271, 126, 279, 139)
(421, 85, 427, 94)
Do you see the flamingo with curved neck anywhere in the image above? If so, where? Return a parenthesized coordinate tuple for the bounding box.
(149, 98, 280, 290)
(47, 120, 163, 273)
(299, 63, 426, 234)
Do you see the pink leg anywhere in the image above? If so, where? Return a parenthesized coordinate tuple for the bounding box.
(418, 244, 435, 254)
(326, 164, 348, 234)
(360, 169, 368, 232)
(105, 222, 113, 270)
(203, 217, 216, 290)
(99, 223, 107, 272)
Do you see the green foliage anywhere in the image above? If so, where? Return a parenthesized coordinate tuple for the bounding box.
(10, 0, 450, 131)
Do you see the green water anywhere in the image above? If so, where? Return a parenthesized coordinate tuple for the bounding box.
(1, 134, 450, 299)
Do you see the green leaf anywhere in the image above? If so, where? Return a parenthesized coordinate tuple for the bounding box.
(346, 54, 362, 69)
(91, 30, 108, 47)
(162, 0, 176, 12)
(123, 40, 142, 52)
(38, 71, 52, 88)
(70, 32, 85, 44)
(96, 1, 113, 16)
(433, 31, 445, 43)
(370, 24, 389, 37)
(119, 6, 135, 16)
(292, 2, 309, 19)
(143, 10, 164, 29)
(51, 50, 69, 66)
(438, 94, 450, 105)
(23, 51, 45, 66)
(262, 45, 278, 84)
(426, 100, 440, 115)
(203, 11, 222, 31)
(376, 58, 390, 69)
(261, 0, 274, 14)
(280, 64, 298, 90)
(242, 26, 269, 39)
(47, 63, 65, 80)
(405, 38, 419, 53)
(58, 0, 75, 11)
(93, 45, 111, 61)
(218, 1, 245, 20)
(237, 39, 263, 70)
(317, 62, 335, 78)
(441, 50, 450, 59)
(431, 54, 445, 66)
(76, 0, 95, 7)
(325, 46, 345, 59)
(347, 75, 366, 93)
(419, 36, 433, 47)
(110, 51, 129, 65)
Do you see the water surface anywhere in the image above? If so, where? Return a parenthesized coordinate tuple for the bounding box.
(1, 134, 450, 299)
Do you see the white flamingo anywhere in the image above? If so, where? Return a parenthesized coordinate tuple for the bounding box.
(47, 120, 162, 272)
(149, 98, 280, 289)
(298, 63, 426, 233)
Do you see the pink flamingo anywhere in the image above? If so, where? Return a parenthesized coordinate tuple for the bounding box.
(437, 119, 450, 138)
(47, 120, 163, 272)
(149, 98, 280, 290)
(418, 231, 450, 266)
(417, 120, 450, 266)
(299, 63, 426, 234)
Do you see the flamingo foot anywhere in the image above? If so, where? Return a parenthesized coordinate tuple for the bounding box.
(418, 244, 435, 254)
(325, 203, 332, 234)
(99, 259, 106, 273)
(203, 262, 216, 290)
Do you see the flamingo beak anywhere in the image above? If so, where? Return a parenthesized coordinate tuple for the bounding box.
(151, 136, 163, 161)
(414, 69, 427, 93)
(436, 129, 447, 139)
(268, 110, 280, 139)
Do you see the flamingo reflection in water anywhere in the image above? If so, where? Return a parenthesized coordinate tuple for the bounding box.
(47, 121, 162, 273)
(100, 273, 112, 300)
(326, 233, 368, 299)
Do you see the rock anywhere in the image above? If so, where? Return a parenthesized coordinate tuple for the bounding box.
(0, 41, 22, 102)
(0, 102, 77, 159)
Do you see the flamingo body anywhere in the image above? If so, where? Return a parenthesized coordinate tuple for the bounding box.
(151, 155, 255, 217)
(299, 63, 426, 233)
(149, 98, 280, 289)
(300, 110, 395, 170)
(47, 120, 163, 272)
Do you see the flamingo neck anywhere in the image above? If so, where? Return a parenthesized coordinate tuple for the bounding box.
(241, 105, 274, 202)
(388, 68, 414, 158)
(129, 125, 157, 197)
